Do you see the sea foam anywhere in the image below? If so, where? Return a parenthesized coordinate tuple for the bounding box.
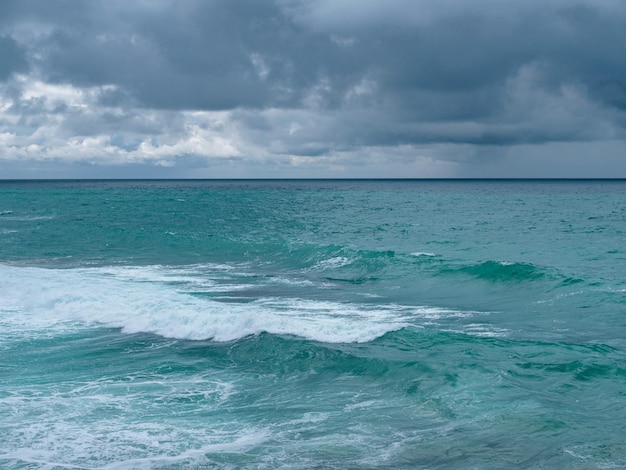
(0, 264, 454, 343)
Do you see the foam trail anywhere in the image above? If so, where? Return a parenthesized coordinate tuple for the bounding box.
(0, 264, 463, 343)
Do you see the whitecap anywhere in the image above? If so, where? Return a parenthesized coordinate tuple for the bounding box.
(308, 256, 352, 270)
(0, 264, 474, 343)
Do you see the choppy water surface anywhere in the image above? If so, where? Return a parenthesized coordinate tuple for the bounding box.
(1, 179, 626, 469)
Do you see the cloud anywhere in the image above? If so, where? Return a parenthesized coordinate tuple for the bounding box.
(0, 0, 625, 177)
(0, 35, 28, 80)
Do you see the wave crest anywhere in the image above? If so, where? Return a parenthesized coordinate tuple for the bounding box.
(452, 260, 547, 282)
(0, 265, 428, 343)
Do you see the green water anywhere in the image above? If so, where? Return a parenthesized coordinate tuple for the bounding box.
(1, 180, 626, 468)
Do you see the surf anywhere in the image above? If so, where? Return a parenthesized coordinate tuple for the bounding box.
(0, 264, 486, 343)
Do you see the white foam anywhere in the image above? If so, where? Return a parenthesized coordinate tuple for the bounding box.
(0, 367, 260, 468)
(0, 264, 476, 343)
(444, 323, 508, 338)
(309, 256, 352, 270)
(0, 424, 269, 470)
(101, 430, 270, 469)
(411, 252, 436, 257)
(1, 215, 55, 221)
(0, 265, 373, 343)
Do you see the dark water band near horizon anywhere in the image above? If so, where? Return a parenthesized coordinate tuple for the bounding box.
(1, 179, 626, 468)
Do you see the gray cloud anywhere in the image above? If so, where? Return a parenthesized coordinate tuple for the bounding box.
(1, 0, 625, 177)
(0, 35, 27, 80)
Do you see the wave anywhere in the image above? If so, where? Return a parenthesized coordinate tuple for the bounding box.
(301, 246, 581, 290)
(300, 245, 569, 282)
(438, 260, 582, 285)
(0, 264, 479, 344)
(450, 260, 547, 282)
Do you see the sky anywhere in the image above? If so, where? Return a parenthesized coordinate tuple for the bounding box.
(1, 0, 625, 178)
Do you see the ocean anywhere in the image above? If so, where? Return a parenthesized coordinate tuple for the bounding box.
(1, 179, 625, 469)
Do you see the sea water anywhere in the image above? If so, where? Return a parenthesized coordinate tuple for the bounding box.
(1, 179, 625, 469)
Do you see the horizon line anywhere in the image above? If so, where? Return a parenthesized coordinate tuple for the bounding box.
(2, 177, 626, 182)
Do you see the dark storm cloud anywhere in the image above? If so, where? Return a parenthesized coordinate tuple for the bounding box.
(0, 35, 27, 80)
(9, 2, 623, 109)
(23, 0, 363, 111)
(1, 0, 626, 176)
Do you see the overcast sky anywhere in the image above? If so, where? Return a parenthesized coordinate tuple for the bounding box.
(1, 0, 625, 178)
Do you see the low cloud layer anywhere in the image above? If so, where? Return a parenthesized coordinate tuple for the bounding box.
(1, 0, 625, 177)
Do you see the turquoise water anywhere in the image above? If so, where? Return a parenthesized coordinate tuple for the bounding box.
(1, 179, 626, 469)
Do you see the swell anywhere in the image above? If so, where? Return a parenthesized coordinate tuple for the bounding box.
(299, 245, 582, 289)
(68, 328, 626, 394)
(437, 259, 583, 285)
(231, 328, 626, 394)
(0, 206, 584, 290)
(14, 326, 622, 394)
